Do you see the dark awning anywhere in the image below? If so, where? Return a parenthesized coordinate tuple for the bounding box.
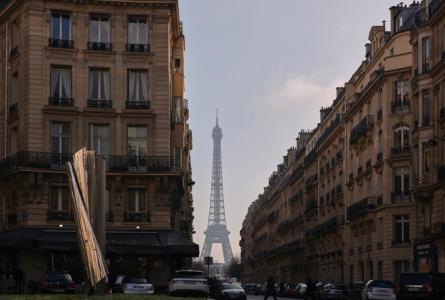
(0, 228, 198, 257)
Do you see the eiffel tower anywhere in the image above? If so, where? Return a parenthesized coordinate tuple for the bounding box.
(201, 111, 234, 264)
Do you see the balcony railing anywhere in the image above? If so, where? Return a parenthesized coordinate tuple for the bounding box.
(48, 96, 74, 107)
(87, 42, 113, 51)
(8, 103, 18, 116)
(315, 114, 344, 149)
(305, 175, 318, 189)
(391, 101, 410, 114)
(126, 43, 150, 53)
(47, 210, 74, 221)
(391, 191, 410, 203)
(126, 100, 150, 110)
(350, 115, 374, 145)
(87, 99, 112, 109)
(124, 212, 150, 222)
(391, 145, 411, 156)
(48, 38, 74, 49)
(0, 152, 172, 175)
(347, 197, 377, 220)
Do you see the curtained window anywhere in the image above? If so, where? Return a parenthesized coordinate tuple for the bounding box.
(127, 126, 147, 157)
(51, 13, 70, 40)
(50, 66, 71, 99)
(90, 124, 110, 156)
(128, 70, 148, 101)
(51, 122, 70, 154)
(127, 188, 146, 213)
(128, 17, 148, 44)
(50, 186, 70, 212)
(89, 15, 109, 43)
(89, 69, 110, 100)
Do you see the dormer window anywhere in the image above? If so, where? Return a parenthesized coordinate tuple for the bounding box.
(398, 14, 403, 30)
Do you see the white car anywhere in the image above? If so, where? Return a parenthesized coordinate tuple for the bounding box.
(122, 277, 154, 294)
(361, 280, 396, 300)
(168, 270, 209, 296)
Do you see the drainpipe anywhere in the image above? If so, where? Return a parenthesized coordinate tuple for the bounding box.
(5, 21, 8, 158)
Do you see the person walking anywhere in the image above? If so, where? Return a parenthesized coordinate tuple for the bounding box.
(264, 276, 277, 300)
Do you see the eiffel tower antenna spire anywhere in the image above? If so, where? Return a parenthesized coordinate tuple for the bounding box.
(201, 112, 233, 263)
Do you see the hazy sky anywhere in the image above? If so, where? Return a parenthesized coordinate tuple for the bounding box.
(181, 0, 397, 262)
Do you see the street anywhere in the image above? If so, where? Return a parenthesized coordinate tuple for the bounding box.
(246, 296, 300, 300)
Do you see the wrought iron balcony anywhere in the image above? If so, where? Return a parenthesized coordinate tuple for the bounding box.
(47, 210, 74, 221)
(126, 100, 150, 110)
(124, 212, 150, 223)
(8, 103, 18, 116)
(391, 101, 410, 114)
(305, 175, 318, 189)
(391, 145, 411, 156)
(126, 43, 150, 53)
(48, 96, 74, 107)
(48, 38, 74, 49)
(0, 152, 172, 175)
(391, 191, 410, 203)
(87, 41, 113, 51)
(9, 46, 18, 58)
(350, 115, 374, 145)
(106, 155, 171, 172)
(315, 114, 343, 149)
(346, 197, 377, 220)
(87, 99, 112, 109)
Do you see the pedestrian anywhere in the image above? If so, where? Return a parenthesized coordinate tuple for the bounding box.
(279, 281, 285, 297)
(264, 276, 277, 300)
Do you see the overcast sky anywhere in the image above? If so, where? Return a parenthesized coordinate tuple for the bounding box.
(181, 0, 397, 262)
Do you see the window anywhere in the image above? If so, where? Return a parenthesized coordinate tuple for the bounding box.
(394, 124, 410, 149)
(9, 20, 18, 49)
(393, 260, 410, 283)
(423, 142, 432, 173)
(394, 215, 410, 244)
(128, 70, 148, 101)
(128, 17, 148, 44)
(50, 66, 71, 100)
(422, 37, 430, 72)
(422, 90, 430, 126)
(394, 168, 410, 196)
(51, 122, 70, 154)
(398, 14, 403, 30)
(349, 264, 354, 284)
(379, 217, 384, 242)
(9, 127, 17, 155)
(377, 261, 383, 280)
(127, 188, 146, 213)
(173, 97, 182, 123)
(174, 147, 181, 171)
(127, 126, 147, 157)
(89, 15, 109, 43)
(394, 80, 409, 106)
(89, 69, 110, 100)
(51, 12, 70, 41)
(90, 124, 110, 156)
(49, 186, 70, 212)
(10, 72, 18, 106)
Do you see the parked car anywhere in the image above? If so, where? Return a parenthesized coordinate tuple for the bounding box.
(215, 282, 246, 300)
(296, 283, 308, 298)
(398, 272, 445, 300)
(282, 283, 299, 298)
(168, 270, 209, 296)
(346, 281, 365, 300)
(319, 283, 344, 300)
(242, 283, 258, 295)
(122, 277, 154, 294)
(38, 271, 75, 294)
(361, 280, 396, 300)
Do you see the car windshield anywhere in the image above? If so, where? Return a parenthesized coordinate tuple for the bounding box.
(174, 271, 204, 279)
(370, 281, 393, 288)
(45, 273, 72, 281)
(400, 273, 431, 285)
(223, 283, 243, 290)
(124, 278, 147, 284)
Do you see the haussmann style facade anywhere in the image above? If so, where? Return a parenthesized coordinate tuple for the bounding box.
(0, 0, 197, 293)
(241, 0, 445, 285)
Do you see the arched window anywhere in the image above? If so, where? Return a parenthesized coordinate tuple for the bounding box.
(394, 124, 410, 149)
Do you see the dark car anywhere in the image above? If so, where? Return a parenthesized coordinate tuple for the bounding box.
(283, 283, 299, 298)
(215, 282, 246, 300)
(39, 271, 75, 294)
(242, 283, 258, 295)
(398, 272, 445, 300)
(346, 281, 365, 300)
(319, 283, 344, 300)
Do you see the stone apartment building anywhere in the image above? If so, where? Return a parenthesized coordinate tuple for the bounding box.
(0, 0, 196, 291)
(240, 1, 445, 284)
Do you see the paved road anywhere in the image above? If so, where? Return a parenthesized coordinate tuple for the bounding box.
(247, 295, 301, 300)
